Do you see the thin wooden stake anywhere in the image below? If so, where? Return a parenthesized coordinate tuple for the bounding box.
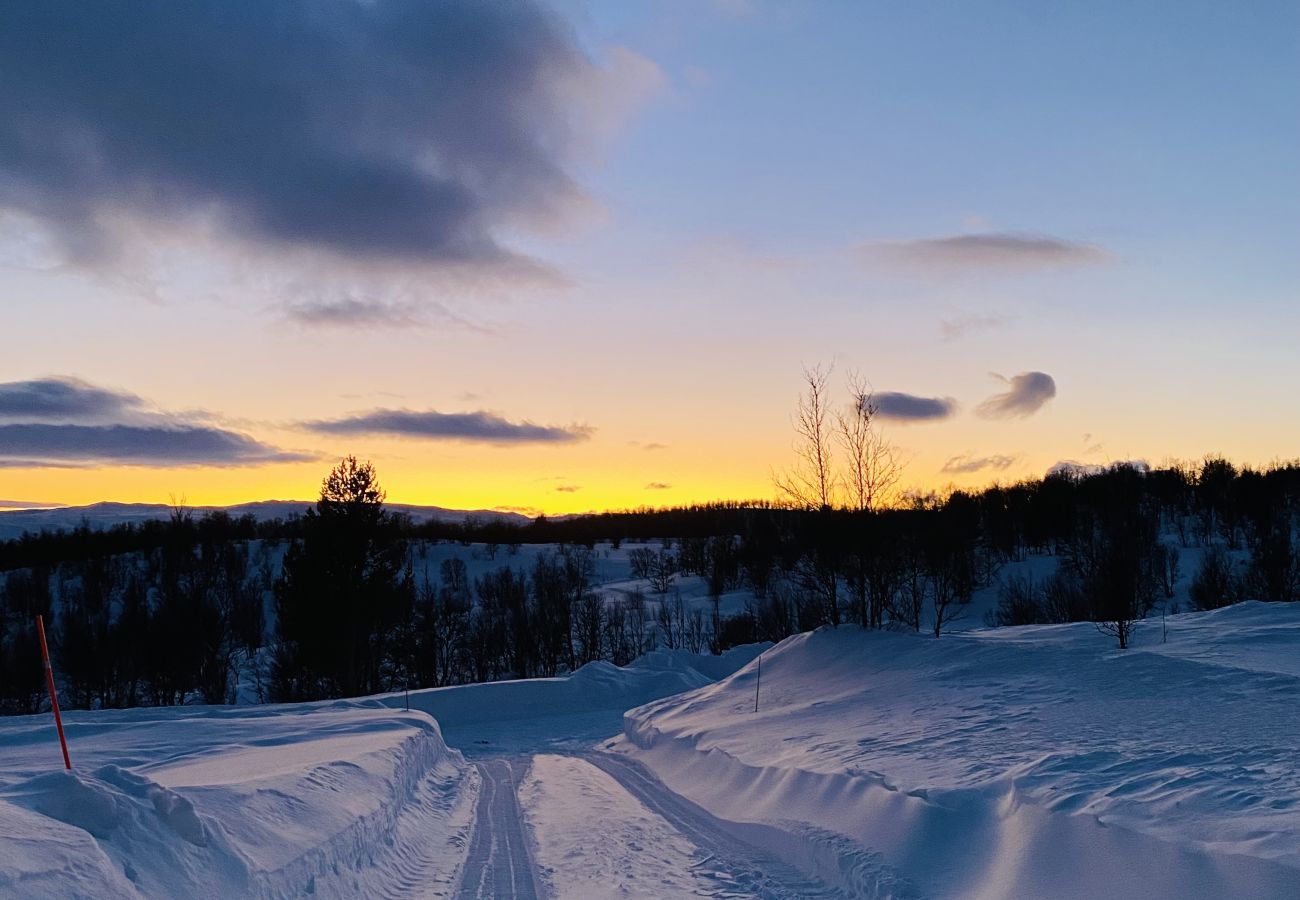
(36, 614, 71, 770)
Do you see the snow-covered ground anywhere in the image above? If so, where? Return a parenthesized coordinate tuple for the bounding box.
(0, 645, 761, 899)
(5, 603, 1300, 898)
(0, 701, 472, 898)
(619, 601, 1300, 898)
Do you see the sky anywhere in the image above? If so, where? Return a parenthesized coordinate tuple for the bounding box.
(0, 0, 1297, 515)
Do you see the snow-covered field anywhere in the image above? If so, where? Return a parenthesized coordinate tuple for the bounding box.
(4, 603, 1300, 898)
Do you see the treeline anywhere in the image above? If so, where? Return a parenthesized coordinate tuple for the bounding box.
(4, 456, 1300, 714)
(0, 512, 270, 715)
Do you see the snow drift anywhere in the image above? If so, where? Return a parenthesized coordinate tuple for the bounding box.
(0, 702, 473, 898)
(621, 602, 1300, 899)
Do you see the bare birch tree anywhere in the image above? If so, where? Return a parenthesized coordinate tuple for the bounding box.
(834, 372, 901, 512)
(775, 363, 837, 510)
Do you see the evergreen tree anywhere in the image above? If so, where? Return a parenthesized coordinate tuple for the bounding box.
(274, 457, 410, 700)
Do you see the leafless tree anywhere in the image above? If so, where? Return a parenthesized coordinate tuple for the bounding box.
(834, 372, 902, 512)
(775, 363, 837, 510)
(647, 548, 677, 594)
(929, 564, 966, 638)
(623, 592, 650, 654)
(656, 591, 685, 649)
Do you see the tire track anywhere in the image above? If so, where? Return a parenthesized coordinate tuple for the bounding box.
(455, 757, 544, 899)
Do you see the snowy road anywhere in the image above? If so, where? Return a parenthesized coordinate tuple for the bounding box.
(453, 751, 848, 899)
(455, 758, 544, 900)
(583, 752, 847, 899)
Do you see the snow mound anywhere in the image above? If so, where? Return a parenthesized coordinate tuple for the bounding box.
(621, 603, 1300, 899)
(0, 704, 474, 898)
(374, 643, 765, 729)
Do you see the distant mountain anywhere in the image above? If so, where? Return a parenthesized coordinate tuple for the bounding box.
(0, 500, 534, 540)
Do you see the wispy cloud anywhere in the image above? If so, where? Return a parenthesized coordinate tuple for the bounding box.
(285, 299, 425, 329)
(874, 392, 958, 423)
(555, 485, 581, 493)
(645, 482, 672, 490)
(940, 314, 1010, 341)
(941, 453, 1018, 475)
(303, 409, 592, 444)
(495, 505, 544, 518)
(976, 371, 1057, 419)
(864, 232, 1108, 273)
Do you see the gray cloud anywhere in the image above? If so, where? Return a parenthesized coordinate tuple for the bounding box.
(0, 376, 311, 466)
(0, 499, 57, 508)
(304, 409, 592, 444)
(941, 454, 1017, 475)
(0, 1, 607, 270)
(0, 424, 312, 467)
(867, 233, 1108, 272)
(0, 377, 142, 423)
(977, 371, 1057, 419)
(555, 485, 581, 493)
(874, 392, 958, 423)
(645, 482, 672, 490)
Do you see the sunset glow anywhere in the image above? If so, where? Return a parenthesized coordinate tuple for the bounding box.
(1, 1, 1296, 514)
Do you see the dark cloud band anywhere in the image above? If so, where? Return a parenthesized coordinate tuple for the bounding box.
(0, 377, 141, 422)
(0, 424, 311, 467)
(0, 376, 311, 466)
(304, 409, 591, 444)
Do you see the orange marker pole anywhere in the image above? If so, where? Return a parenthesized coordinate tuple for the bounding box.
(36, 614, 71, 770)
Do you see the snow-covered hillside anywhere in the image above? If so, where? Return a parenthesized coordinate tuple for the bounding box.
(619, 601, 1300, 898)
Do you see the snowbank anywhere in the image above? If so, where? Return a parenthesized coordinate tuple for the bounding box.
(0, 702, 473, 898)
(621, 603, 1300, 898)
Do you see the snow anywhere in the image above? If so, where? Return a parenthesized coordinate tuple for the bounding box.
(520, 754, 719, 899)
(619, 601, 1300, 898)
(0, 644, 760, 898)
(0, 702, 473, 898)
(6, 601, 1300, 898)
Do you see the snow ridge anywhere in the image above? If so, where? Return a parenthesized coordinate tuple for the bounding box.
(621, 606, 1300, 899)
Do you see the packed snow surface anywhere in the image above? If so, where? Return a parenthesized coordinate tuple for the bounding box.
(520, 754, 717, 899)
(621, 601, 1300, 898)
